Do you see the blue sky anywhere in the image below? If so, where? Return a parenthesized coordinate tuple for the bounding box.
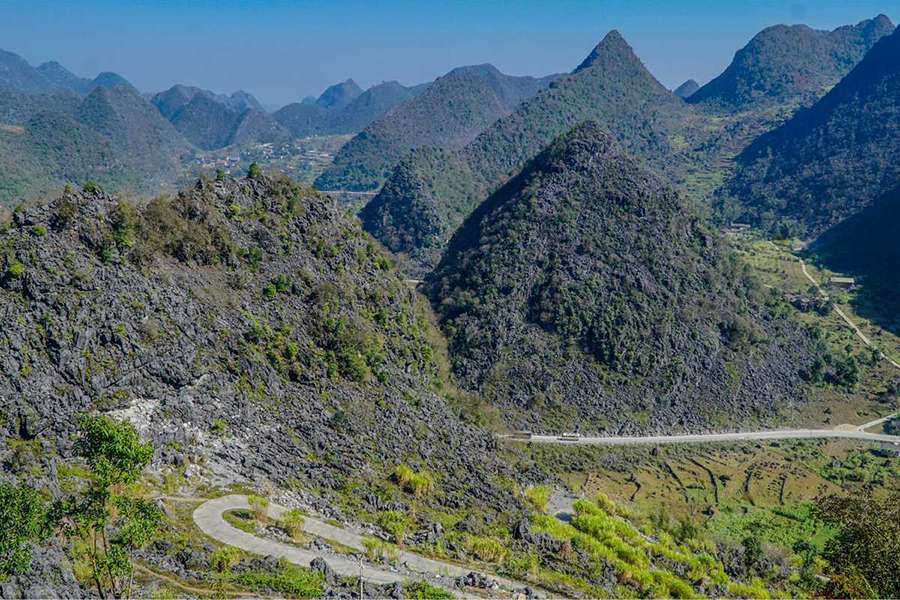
(1, 0, 897, 107)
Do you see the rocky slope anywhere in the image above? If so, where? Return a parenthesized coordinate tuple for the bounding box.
(0, 174, 518, 531)
(315, 64, 556, 191)
(688, 15, 893, 110)
(427, 123, 817, 432)
(361, 30, 696, 275)
(726, 24, 900, 237)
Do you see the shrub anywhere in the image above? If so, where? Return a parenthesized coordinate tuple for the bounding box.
(210, 419, 227, 435)
(362, 536, 399, 563)
(0, 482, 48, 578)
(524, 485, 551, 513)
(30, 224, 47, 237)
(377, 510, 411, 544)
(247, 494, 270, 523)
(247, 163, 262, 179)
(392, 464, 434, 497)
(82, 180, 100, 193)
(210, 546, 241, 572)
(463, 534, 508, 563)
(216, 169, 226, 181)
(6, 261, 24, 278)
(280, 509, 306, 542)
(404, 580, 455, 600)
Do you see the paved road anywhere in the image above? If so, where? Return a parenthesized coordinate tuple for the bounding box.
(799, 257, 900, 370)
(502, 429, 900, 447)
(193, 495, 526, 593)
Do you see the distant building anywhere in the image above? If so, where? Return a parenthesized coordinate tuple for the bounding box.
(828, 276, 856, 288)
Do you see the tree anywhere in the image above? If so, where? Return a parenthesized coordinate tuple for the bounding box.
(0, 482, 48, 580)
(247, 163, 262, 179)
(815, 492, 900, 598)
(57, 415, 161, 599)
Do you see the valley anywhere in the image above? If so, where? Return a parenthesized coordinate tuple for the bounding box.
(0, 5, 899, 600)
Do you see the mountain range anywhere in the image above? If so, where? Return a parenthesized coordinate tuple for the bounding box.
(273, 79, 428, 139)
(315, 64, 558, 191)
(358, 30, 697, 274)
(688, 15, 894, 110)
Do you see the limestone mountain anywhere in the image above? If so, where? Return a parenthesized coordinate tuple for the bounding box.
(151, 84, 263, 120)
(688, 15, 893, 110)
(273, 80, 427, 138)
(726, 24, 900, 237)
(811, 186, 900, 320)
(0, 83, 191, 204)
(0, 49, 62, 93)
(0, 174, 517, 531)
(427, 122, 817, 432)
(159, 87, 285, 150)
(673, 79, 699, 98)
(315, 64, 557, 191)
(76, 84, 190, 177)
(316, 78, 363, 109)
(35, 61, 93, 94)
(361, 30, 694, 275)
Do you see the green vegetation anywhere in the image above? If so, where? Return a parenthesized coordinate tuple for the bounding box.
(392, 464, 434, 497)
(224, 560, 323, 597)
(247, 162, 262, 179)
(0, 482, 48, 580)
(57, 414, 161, 598)
(815, 492, 900, 598)
(523, 485, 551, 513)
(404, 580, 455, 600)
(5, 260, 24, 278)
(247, 494, 269, 523)
(280, 509, 306, 542)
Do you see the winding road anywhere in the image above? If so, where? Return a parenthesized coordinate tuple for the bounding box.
(192, 495, 526, 593)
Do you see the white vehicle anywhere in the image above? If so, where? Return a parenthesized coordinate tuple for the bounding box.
(558, 432, 582, 441)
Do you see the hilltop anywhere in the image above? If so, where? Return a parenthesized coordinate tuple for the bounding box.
(315, 64, 556, 191)
(689, 15, 893, 110)
(361, 30, 696, 275)
(427, 123, 817, 432)
(726, 24, 900, 237)
(273, 80, 427, 138)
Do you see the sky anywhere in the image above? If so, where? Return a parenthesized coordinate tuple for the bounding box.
(1, 0, 898, 107)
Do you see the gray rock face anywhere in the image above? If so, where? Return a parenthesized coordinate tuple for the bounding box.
(0, 175, 522, 594)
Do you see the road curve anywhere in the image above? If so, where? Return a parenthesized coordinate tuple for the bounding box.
(501, 429, 900, 447)
(193, 495, 526, 593)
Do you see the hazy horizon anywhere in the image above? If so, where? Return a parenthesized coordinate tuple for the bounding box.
(2, 0, 898, 107)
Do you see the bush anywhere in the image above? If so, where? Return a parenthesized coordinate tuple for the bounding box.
(377, 511, 411, 544)
(82, 180, 100, 193)
(247, 163, 262, 179)
(392, 464, 434, 497)
(210, 419, 227, 435)
(210, 546, 241, 572)
(362, 536, 399, 563)
(524, 485, 551, 513)
(280, 509, 306, 542)
(404, 580, 455, 600)
(30, 224, 47, 237)
(247, 494, 270, 523)
(6, 261, 24, 278)
(0, 482, 48, 578)
(463, 534, 507, 563)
